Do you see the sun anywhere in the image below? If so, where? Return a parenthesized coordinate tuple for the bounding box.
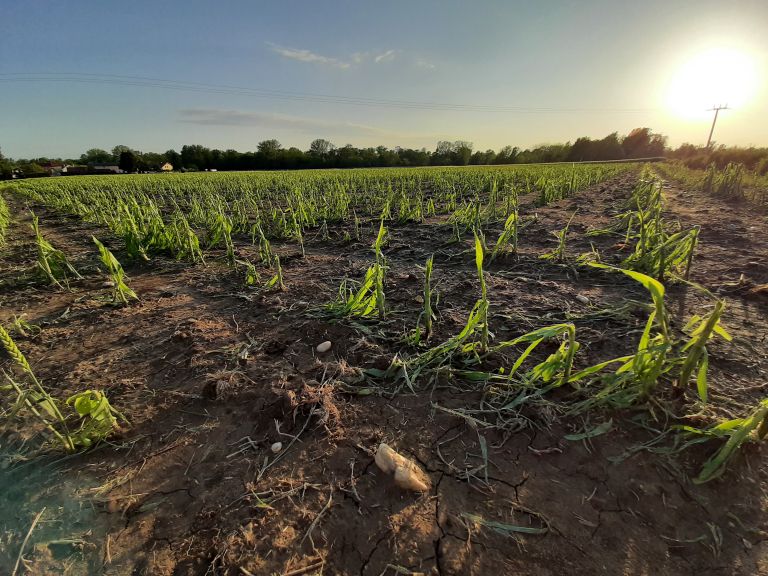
(665, 47, 759, 119)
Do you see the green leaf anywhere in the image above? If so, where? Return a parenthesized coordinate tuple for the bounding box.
(565, 419, 613, 441)
(696, 350, 709, 403)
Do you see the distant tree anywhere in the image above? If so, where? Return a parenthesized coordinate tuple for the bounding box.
(622, 128, 666, 159)
(257, 139, 282, 157)
(181, 145, 211, 170)
(80, 148, 113, 164)
(309, 139, 335, 156)
(494, 145, 519, 164)
(111, 145, 132, 160)
(452, 141, 473, 165)
(118, 150, 136, 173)
(0, 147, 13, 179)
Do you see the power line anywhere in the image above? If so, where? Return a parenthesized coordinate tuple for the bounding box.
(0, 72, 661, 114)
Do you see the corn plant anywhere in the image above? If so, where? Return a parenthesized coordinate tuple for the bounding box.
(65, 390, 124, 449)
(1, 325, 124, 452)
(474, 233, 490, 352)
(490, 323, 579, 388)
(252, 222, 274, 266)
(327, 222, 387, 319)
(9, 314, 41, 338)
(540, 212, 576, 263)
(237, 259, 260, 286)
(691, 399, 768, 483)
(408, 255, 437, 346)
(0, 193, 9, 247)
(208, 211, 235, 266)
(93, 237, 138, 305)
(373, 220, 387, 319)
(1, 325, 73, 451)
(488, 209, 519, 263)
(266, 255, 286, 291)
(678, 300, 731, 402)
(31, 212, 82, 288)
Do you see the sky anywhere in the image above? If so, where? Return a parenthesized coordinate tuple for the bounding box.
(1, 0, 767, 159)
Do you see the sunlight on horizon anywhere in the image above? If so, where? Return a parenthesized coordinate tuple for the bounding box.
(664, 47, 761, 121)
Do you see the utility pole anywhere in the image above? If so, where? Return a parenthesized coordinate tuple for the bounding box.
(706, 104, 729, 149)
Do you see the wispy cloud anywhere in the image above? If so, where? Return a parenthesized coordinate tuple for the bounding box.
(266, 43, 402, 68)
(177, 108, 443, 142)
(414, 58, 436, 70)
(374, 49, 397, 63)
(266, 42, 351, 69)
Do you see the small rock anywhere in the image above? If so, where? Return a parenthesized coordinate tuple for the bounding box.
(575, 294, 590, 304)
(415, 295, 424, 304)
(316, 340, 332, 354)
(271, 442, 283, 454)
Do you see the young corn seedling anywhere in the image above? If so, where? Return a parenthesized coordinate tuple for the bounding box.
(9, 314, 41, 338)
(489, 323, 579, 388)
(93, 237, 138, 305)
(266, 255, 286, 291)
(237, 259, 260, 286)
(372, 220, 387, 319)
(65, 390, 125, 449)
(488, 208, 519, 264)
(678, 299, 731, 403)
(474, 233, 490, 353)
(540, 212, 576, 263)
(326, 221, 387, 319)
(1, 324, 74, 451)
(31, 211, 82, 288)
(408, 255, 437, 346)
(252, 222, 274, 266)
(384, 300, 487, 391)
(0, 193, 9, 247)
(691, 398, 768, 484)
(207, 211, 235, 266)
(568, 264, 674, 412)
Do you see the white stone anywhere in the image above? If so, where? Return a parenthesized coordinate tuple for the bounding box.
(316, 340, 332, 353)
(270, 442, 283, 454)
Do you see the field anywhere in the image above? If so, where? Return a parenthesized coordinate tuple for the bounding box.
(1, 162, 767, 575)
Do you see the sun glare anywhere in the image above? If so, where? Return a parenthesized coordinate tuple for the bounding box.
(666, 47, 759, 119)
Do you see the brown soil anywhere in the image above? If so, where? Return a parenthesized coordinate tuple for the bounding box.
(1, 173, 767, 576)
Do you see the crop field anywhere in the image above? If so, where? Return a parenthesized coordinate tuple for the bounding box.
(1, 162, 767, 575)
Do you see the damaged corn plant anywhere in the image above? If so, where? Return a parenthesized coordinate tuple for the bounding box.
(0, 325, 124, 452)
(326, 220, 387, 319)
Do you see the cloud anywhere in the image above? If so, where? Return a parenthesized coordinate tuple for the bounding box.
(266, 43, 402, 68)
(414, 58, 436, 70)
(374, 49, 397, 63)
(177, 108, 443, 142)
(266, 42, 350, 69)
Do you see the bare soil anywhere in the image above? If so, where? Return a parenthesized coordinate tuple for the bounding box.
(1, 173, 767, 575)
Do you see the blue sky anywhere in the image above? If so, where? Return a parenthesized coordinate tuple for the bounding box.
(1, 0, 767, 158)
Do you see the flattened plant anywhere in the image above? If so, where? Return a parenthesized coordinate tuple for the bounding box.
(31, 211, 81, 288)
(678, 299, 731, 402)
(1, 325, 125, 452)
(93, 236, 138, 305)
(540, 212, 576, 263)
(691, 399, 768, 484)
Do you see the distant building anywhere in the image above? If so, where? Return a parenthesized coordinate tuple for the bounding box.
(88, 163, 123, 174)
(160, 162, 173, 172)
(40, 162, 66, 176)
(63, 165, 89, 175)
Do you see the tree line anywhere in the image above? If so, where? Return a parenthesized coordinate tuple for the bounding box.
(3, 127, 766, 178)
